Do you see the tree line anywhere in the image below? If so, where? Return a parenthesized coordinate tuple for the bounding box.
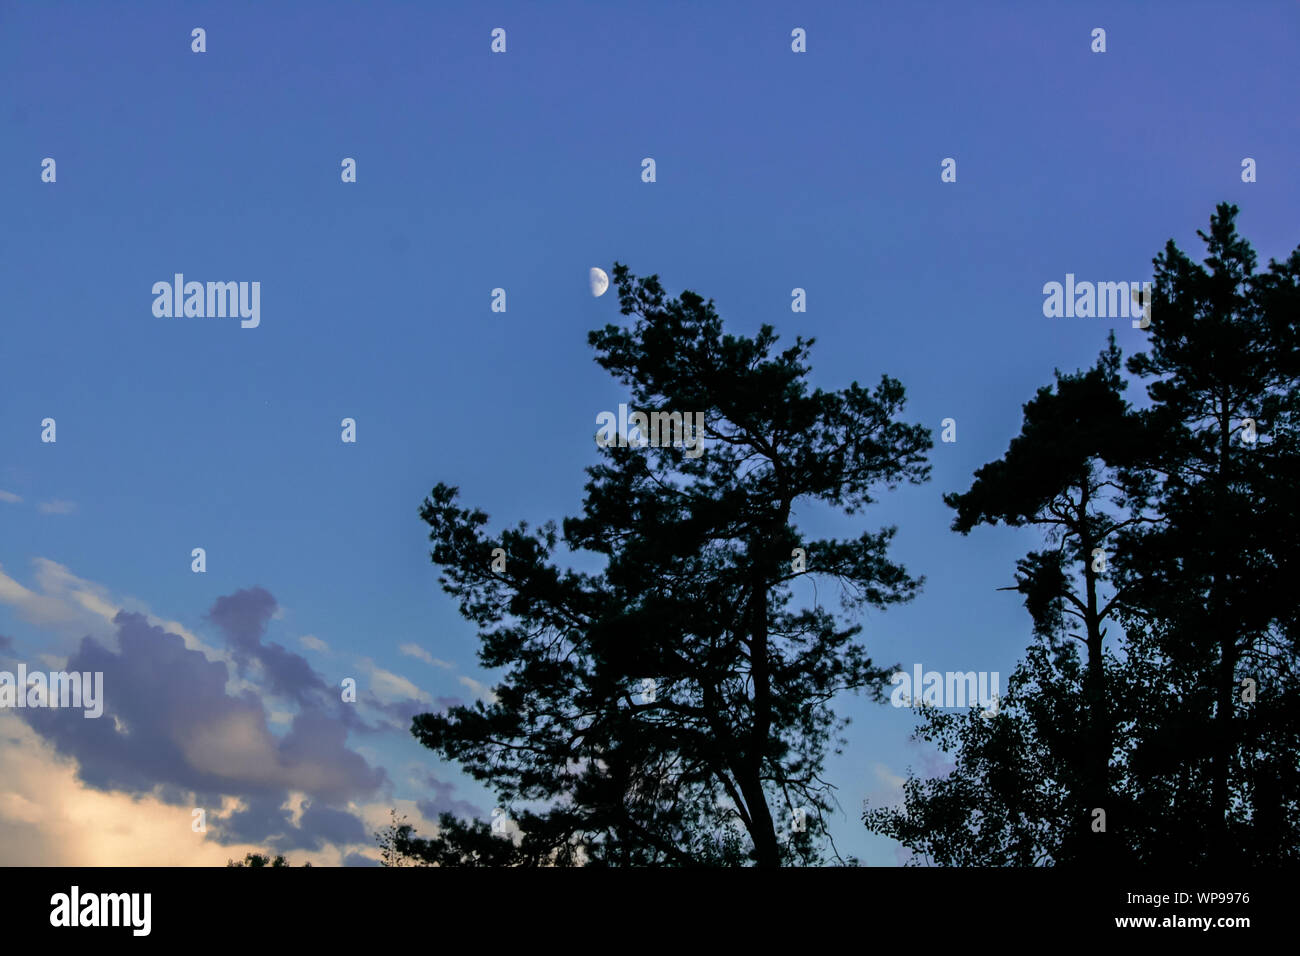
(380, 204, 1299, 866)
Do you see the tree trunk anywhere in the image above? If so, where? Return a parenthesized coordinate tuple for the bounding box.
(742, 576, 780, 867)
(1080, 478, 1111, 868)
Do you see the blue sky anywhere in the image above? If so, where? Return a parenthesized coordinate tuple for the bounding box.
(1, 0, 1297, 864)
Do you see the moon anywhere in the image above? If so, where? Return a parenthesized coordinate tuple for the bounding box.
(589, 267, 609, 297)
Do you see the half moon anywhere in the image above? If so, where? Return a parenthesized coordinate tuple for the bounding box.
(590, 267, 610, 297)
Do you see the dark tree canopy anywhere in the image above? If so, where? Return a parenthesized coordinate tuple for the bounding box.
(868, 205, 1300, 865)
(1114, 203, 1300, 864)
(225, 852, 309, 868)
(869, 337, 1145, 865)
(399, 263, 931, 866)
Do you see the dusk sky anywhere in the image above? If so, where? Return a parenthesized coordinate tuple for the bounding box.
(2, 1, 1297, 865)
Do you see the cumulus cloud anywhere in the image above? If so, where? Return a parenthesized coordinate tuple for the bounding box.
(42, 611, 369, 794)
(0, 716, 408, 865)
(208, 588, 335, 709)
(0, 561, 478, 865)
(17, 601, 384, 854)
(0, 717, 260, 865)
(220, 794, 369, 853)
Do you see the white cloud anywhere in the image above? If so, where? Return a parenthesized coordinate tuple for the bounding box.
(0, 561, 100, 639)
(0, 490, 21, 504)
(37, 500, 76, 515)
(457, 675, 498, 704)
(398, 643, 453, 669)
(299, 635, 330, 653)
(359, 658, 433, 706)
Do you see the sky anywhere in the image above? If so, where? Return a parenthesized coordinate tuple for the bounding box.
(1, 0, 1297, 865)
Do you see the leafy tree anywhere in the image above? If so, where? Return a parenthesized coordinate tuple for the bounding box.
(1115, 202, 1300, 864)
(226, 852, 309, 867)
(377, 811, 419, 867)
(865, 640, 1096, 865)
(867, 205, 1300, 865)
(866, 337, 1146, 865)
(403, 263, 932, 866)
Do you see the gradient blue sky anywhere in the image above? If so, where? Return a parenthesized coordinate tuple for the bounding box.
(2, 0, 1297, 864)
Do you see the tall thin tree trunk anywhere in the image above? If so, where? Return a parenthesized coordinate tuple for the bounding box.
(743, 576, 780, 867)
(1080, 478, 1111, 867)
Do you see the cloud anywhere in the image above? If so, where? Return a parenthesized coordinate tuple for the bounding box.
(867, 762, 907, 809)
(399, 644, 453, 669)
(0, 561, 109, 642)
(17, 604, 386, 853)
(346, 658, 458, 735)
(457, 675, 498, 703)
(362, 693, 462, 734)
(298, 801, 369, 847)
(37, 500, 76, 515)
(0, 490, 21, 504)
(874, 762, 906, 793)
(0, 558, 226, 664)
(360, 658, 433, 707)
(0, 563, 461, 863)
(0, 716, 392, 865)
(3, 560, 456, 727)
(208, 587, 278, 659)
(207, 588, 333, 709)
(0, 717, 265, 865)
(219, 794, 369, 853)
(0, 560, 436, 740)
(414, 772, 483, 823)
